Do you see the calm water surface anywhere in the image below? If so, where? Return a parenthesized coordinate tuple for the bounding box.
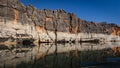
(0, 42, 120, 68)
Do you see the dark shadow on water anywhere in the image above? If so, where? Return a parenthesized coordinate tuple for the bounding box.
(22, 39, 35, 46)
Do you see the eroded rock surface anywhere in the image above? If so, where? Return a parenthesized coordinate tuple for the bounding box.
(0, 0, 120, 42)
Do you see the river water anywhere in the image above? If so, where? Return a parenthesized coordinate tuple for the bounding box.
(0, 42, 120, 68)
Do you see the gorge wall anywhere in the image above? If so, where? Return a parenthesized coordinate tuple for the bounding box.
(0, 0, 120, 42)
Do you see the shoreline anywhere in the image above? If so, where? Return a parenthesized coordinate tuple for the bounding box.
(0, 37, 120, 46)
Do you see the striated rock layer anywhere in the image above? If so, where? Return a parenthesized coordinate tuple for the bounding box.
(0, 0, 120, 42)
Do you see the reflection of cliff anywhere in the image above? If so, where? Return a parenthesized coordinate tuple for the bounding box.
(111, 46, 120, 56)
(0, 43, 120, 68)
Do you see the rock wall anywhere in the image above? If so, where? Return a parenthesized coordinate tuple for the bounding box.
(112, 26, 120, 36)
(0, 0, 120, 42)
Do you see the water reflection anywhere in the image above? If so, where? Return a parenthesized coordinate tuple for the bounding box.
(0, 42, 120, 68)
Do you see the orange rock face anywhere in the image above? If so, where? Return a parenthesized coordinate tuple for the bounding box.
(111, 26, 120, 36)
(45, 17, 52, 22)
(35, 26, 44, 33)
(72, 27, 78, 34)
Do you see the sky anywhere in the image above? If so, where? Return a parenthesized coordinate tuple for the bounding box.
(21, 0, 120, 26)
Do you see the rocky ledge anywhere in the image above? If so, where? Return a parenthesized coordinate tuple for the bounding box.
(0, 0, 120, 43)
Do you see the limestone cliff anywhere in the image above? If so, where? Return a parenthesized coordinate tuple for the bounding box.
(0, 0, 120, 42)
